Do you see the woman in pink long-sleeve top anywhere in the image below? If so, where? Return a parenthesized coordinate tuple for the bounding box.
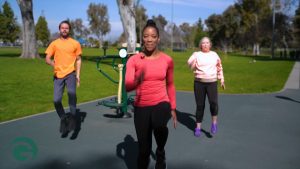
(125, 19, 177, 169)
(187, 37, 225, 137)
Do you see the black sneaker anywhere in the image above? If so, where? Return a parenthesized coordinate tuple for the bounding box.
(61, 130, 69, 138)
(59, 115, 68, 134)
(137, 156, 150, 169)
(155, 150, 166, 169)
(70, 128, 81, 140)
(67, 115, 76, 132)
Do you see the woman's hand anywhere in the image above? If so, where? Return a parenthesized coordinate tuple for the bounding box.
(221, 81, 225, 90)
(135, 71, 144, 86)
(171, 110, 177, 129)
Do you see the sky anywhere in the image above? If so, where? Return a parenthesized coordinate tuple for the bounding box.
(5, 0, 235, 41)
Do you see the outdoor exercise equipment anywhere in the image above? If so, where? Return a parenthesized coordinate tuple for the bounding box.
(96, 48, 133, 118)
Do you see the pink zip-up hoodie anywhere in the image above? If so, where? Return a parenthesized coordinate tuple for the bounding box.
(187, 51, 224, 83)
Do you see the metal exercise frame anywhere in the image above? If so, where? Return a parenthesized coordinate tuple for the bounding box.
(96, 49, 133, 118)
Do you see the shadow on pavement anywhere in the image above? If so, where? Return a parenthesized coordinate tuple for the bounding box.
(72, 109, 87, 140)
(116, 134, 138, 169)
(116, 134, 156, 169)
(21, 155, 122, 169)
(276, 95, 300, 104)
(66, 109, 87, 140)
(176, 110, 212, 138)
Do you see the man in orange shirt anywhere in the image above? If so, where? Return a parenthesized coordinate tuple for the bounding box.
(45, 20, 82, 138)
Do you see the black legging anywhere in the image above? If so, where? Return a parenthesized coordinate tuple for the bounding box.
(134, 101, 171, 169)
(194, 81, 218, 123)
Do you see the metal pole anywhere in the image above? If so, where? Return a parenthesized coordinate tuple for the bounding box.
(121, 56, 131, 118)
(271, 0, 276, 59)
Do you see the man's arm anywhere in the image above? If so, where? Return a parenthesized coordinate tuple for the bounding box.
(45, 54, 54, 67)
(76, 55, 82, 87)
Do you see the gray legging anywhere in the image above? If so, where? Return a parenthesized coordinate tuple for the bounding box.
(53, 72, 77, 118)
(194, 81, 218, 123)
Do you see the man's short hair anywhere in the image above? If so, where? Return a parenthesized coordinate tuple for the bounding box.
(59, 20, 71, 30)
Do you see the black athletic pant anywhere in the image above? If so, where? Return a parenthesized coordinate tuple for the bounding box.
(134, 101, 171, 169)
(194, 81, 218, 123)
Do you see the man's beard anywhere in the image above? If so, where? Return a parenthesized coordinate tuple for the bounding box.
(60, 32, 69, 39)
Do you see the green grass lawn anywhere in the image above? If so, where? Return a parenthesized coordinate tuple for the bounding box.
(0, 47, 295, 122)
(171, 50, 294, 93)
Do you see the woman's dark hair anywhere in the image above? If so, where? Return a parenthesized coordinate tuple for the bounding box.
(142, 19, 159, 37)
(59, 20, 71, 30)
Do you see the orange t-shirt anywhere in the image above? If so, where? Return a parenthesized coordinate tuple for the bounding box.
(45, 38, 82, 78)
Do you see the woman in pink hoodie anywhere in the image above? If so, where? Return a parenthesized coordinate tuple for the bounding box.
(187, 37, 225, 137)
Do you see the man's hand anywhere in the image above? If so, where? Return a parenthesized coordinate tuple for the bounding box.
(76, 76, 80, 87)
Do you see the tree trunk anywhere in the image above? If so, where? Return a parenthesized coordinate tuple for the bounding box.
(116, 0, 136, 54)
(282, 35, 289, 58)
(253, 43, 260, 56)
(220, 40, 228, 54)
(17, 0, 39, 59)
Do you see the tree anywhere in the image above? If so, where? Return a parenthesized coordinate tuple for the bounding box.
(275, 0, 298, 46)
(152, 14, 168, 29)
(117, 32, 126, 45)
(277, 13, 293, 54)
(193, 18, 206, 47)
(35, 15, 50, 47)
(0, 11, 4, 38)
(171, 24, 186, 50)
(116, 0, 137, 53)
(17, 0, 39, 58)
(88, 37, 100, 48)
(219, 5, 240, 52)
(153, 14, 177, 49)
(179, 22, 196, 48)
(293, 2, 300, 47)
(152, 14, 169, 48)
(276, 0, 298, 16)
(50, 32, 59, 42)
(206, 14, 224, 47)
(235, 0, 272, 55)
(135, 5, 148, 44)
(87, 3, 111, 47)
(0, 1, 20, 43)
(70, 18, 90, 40)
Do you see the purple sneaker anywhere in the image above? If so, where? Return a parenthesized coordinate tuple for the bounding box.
(194, 128, 201, 137)
(211, 123, 217, 134)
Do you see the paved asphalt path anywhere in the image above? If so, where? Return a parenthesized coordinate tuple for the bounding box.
(0, 62, 299, 169)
